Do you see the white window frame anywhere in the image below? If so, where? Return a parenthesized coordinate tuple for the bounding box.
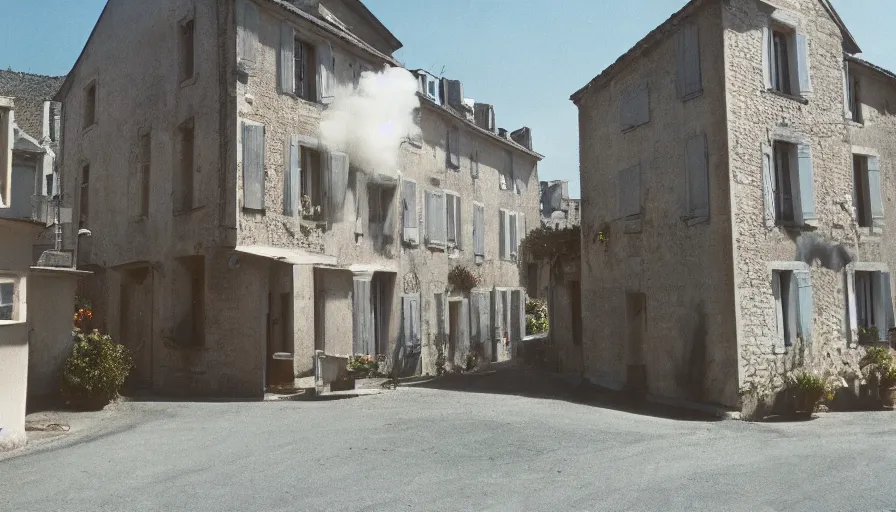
(846, 262, 893, 345)
(0, 273, 25, 324)
(769, 261, 809, 353)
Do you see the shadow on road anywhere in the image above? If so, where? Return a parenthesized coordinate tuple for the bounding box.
(409, 366, 722, 422)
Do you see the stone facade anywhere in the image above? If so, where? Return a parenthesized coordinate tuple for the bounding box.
(56, 0, 540, 398)
(573, 0, 892, 410)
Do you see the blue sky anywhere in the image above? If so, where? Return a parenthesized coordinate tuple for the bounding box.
(1, 0, 892, 197)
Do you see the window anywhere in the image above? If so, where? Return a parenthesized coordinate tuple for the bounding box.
(445, 192, 461, 248)
(771, 30, 792, 94)
(772, 141, 796, 223)
(137, 132, 151, 218)
(852, 154, 882, 229)
(401, 179, 419, 244)
(83, 81, 96, 129)
(45, 174, 54, 198)
(500, 150, 513, 191)
(619, 80, 649, 131)
(685, 133, 709, 220)
(175, 119, 195, 212)
(294, 38, 316, 100)
(447, 127, 460, 169)
(179, 18, 195, 83)
(773, 270, 796, 347)
(424, 189, 446, 248)
(300, 147, 323, 220)
(471, 149, 479, 179)
(849, 75, 862, 123)
(772, 267, 813, 349)
(174, 256, 205, 347)
(764, 22, 811, 98)
(368, 184, 396, 241)
(237, 0, 258, 64)
(676, 24, 702, 100)
(0, 278, 17, 321)
(79, 165, 90, 228)
(499, 210, 524, 261)
(618, 163, 641, 219)
(847, 269, 894, 344)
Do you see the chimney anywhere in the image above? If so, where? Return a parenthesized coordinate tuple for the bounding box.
(498, 128, 508, 139)
(473, 103, 496, 132)
(510, 127, 532, 150)
(441, 78, 464, 111)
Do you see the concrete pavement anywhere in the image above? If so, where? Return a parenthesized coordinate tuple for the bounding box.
(2, 375, 896, 511)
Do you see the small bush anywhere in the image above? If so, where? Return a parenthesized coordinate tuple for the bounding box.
(448, 265, 479, 291)
(60, 329, 133, 410)
(346, 355, 383, 378)
(525, 299, 548, 335)
(860, 346, 895, 385)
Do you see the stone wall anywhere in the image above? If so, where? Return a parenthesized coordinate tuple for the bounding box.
(721, 0, 888, 396)
(576, 1, 740, 407)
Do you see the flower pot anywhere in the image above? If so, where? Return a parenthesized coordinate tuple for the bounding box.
(880, 384, 896, 409)
(793, 389, 823, 418)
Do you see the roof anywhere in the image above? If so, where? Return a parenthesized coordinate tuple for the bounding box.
(0, 70, 65, 138)
(417, 94, 544, 161)
(571, 0, 862, 104)
(338, 0, 403, 53)
(846, 55, 896, 84)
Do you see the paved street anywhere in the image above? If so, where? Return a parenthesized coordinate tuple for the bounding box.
(3, 372, 896, 512)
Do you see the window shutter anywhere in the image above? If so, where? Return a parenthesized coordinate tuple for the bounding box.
(425, 190, 445, 246)
(471, 150, 480, 179)
(448, 127, 460, 169)
(424, 190, 433, 244)
(686, 133, 709, 219)
(279, 22, 295, 94)
(795, 270, 813, 345)
(761, 26, 771, 89)
(455, 196, 462, 249)
(883, 272, 895, 334)
(402, 180, 419, 243)
(618, 164, 641, 219)
(457, 298, 470, 366)
(868, 156, 884, 225)
(383, 186, 396, 241)
(845, 268, 858, 345)
(509, 289, 522, 343)
(316, 42, 334, 103)
(761, 143, 775, 228)
(795, 33, 812, 96)
(499, 210, 507, 260)
(796, 143, 816, 224)
(238, 0, 258, 64)
(446, 193, 456, 243)
(437, 192, 447, 245)
(620, 81, 649, 131)
(772, 272, 785, 346)
(327, 151, 349, 221)
(474, 203, 485, 257)
(492, 288, 504, 343)
(509, 213, 518, 257)
(353, 277, 372, 355)
(843, 62, 852, 119)
(402, 293, 421, 353)
(516, 213, 525, 251)
(242, 123, 265, 210)
(283, 136, 299, 216)
(676, 24, 702, 99)
(434, 292, 447, 351)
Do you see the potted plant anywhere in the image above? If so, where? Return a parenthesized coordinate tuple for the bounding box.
(860, 346, 896, 408)
(879, 365, 896, 409)
(788, 372, 827, 418)
(60, 328, 134, 410)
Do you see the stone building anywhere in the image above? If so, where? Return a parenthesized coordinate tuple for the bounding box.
(55, 0, 541, 398)
(540, 180, 580, 230)
(572, 0, 895, 410)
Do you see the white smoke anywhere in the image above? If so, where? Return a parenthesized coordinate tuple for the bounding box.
(319, 67, 421, 178)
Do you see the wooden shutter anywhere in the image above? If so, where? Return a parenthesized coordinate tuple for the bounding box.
(471, 150, 480, 179)
(761, 26, 771, 89)
(425, 190, 445, 246)
(328, 151, 349, 221)
(492, 288, 504, 343)
(883, 272, 895, 334)
(283, 135, 299, 216)
(620, 81, 649, 130)
(686, 133, 709, 218)
(474, 203, 485, 257)
(424, 190, 433, 244)
(845, 268, 858, 345)
(353, 277, 372, 355)
(402, 293, 421, 353)
(237, 0, 258, 64)
(795, 270, 813, 345)
(772, 272, 785, 347)
(469, 290, 490, 347)
(383, 185, 396, 241)
(279, 22, 295, 94)
(509, 213, 518, 257)
(456, 298, 470, 367)
(676, 24, 702, 99)
(761, 143, 775, 227)
(618, 164, 641, 219)
(510, 289, 523, 343)
(843, 62, 852, 119)
(517, 212, 525, 250)
(795, 33, 812, 96)
(446, 193, 456, 244)
(434, 292, 447, 354)
(242, 123, 264, 210)
(796, 143, 816, 224)
(499, 210, 508, 260)
(868, 156, 884, 226)
(448, 127, 460, 169)
(316, 42, 334, 103)
(402, 180, 419, 243)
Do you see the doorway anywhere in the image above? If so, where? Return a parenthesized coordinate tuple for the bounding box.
(626, 292, 647, 395)
(119, 266, 153, 388)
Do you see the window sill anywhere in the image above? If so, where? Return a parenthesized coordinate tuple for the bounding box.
(621, 121, 648, 134)
(763, 88, 809, 105)
(845, 119, 864, 128)
(773, 345, 789, 355)
(0, 320, 26, 327)
(622, 217, 643, 234)
(180, 74, 199, 89)
(680, 89, 704, 103)
(174, 205, 206, 217)
(426, 242, 446, 252)
(681, 215, 709, 227)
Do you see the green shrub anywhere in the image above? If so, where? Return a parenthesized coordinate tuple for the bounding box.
(60, 329, 133, 409)
(346, 355, 382, 378)
(860, 346, 895, 385)
(525, 299, 548, 335)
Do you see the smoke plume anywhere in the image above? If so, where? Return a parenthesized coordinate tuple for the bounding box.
(795, 233, 854, 272)
(319, 67, 421, 178)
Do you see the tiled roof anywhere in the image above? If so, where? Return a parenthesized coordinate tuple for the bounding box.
(0, 70, 65, 139)
(846, 55, 896, 84)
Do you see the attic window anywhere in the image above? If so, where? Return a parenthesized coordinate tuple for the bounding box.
(179, 18, 196, 84)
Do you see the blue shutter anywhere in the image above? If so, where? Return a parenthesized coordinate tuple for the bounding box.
(242, 123, 265, 210)
(279, 22, 295, 94)
(797, 143, 816, 224)
(676, 24, 701, 100)
(328, 151, 349, 221)
(402, 180, 419, 243)
(796, 33, 812, 96)
(283, 136, 299, 216)
(761, 143, 775, 227)
(686, 133, 709, 218)
(795, 270, 813, 345)
(316, 43, 334, 103)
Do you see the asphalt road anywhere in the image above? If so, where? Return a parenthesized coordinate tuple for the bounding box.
(3, 372, 896, 512)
